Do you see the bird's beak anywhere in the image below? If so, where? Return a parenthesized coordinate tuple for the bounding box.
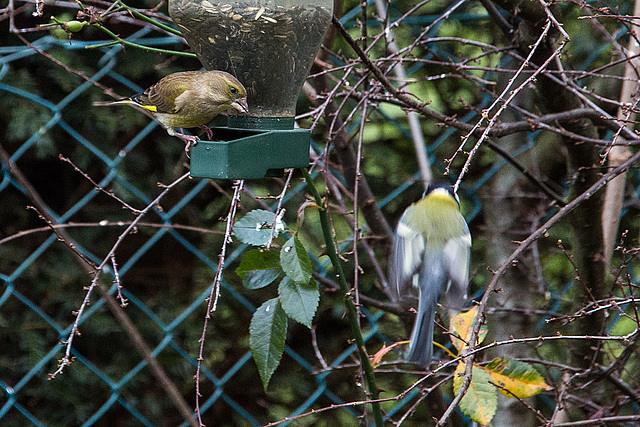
(231, 98, 249, 114)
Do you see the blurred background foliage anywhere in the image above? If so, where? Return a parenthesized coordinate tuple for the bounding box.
(2, 0, 640, 425)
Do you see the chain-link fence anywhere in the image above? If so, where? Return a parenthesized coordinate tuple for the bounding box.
(2, 0, 640, 425)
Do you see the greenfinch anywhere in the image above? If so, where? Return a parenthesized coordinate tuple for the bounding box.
(388, 182, 471, 367)
(94, 70, 248, 152)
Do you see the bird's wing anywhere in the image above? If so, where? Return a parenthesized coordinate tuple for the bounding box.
(134, 74, 193, 114)
(388, 205, 425, 302)
(442, 226, 471, 309)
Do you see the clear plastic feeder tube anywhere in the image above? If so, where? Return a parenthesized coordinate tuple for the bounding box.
(169, 0, 333, 119)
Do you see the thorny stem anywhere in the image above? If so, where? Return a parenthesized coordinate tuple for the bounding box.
(90, 24, 197, 57)
(51, 172, 191, 378)
(301, 168, 384, 427)
(1, 137, 196, 424)
(115, 0, 183, 36)
(454, 21, 565, 192)
(353, 100, 367, 410)
(0, 144, 198, 426)
(111, 254, 127, 307)
(0, 221, 224, 245)
(195, 180, 244, 426)
(267, 170, 293, 249)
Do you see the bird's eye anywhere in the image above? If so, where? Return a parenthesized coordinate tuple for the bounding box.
(230, 86, 238, 94)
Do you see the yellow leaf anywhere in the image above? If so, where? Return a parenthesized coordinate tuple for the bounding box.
(485, 357, 551, 399)
(453, 361, 497, 425)
(370, 341, 408, 369)
(449, 306, 488, 353)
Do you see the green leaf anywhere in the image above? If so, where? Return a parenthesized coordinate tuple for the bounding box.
(278, 277, 319, 328)
(250, 298, 288, 390)
(280, 236, 312, 284)
(236, 249, 282, 289)
(234, 209, 285, 246)
(453, 362, 497, 425)
(484, 357, 551, 399)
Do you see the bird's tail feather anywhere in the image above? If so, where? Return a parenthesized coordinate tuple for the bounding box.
(406, 297, 436, 368)
(92, 99, 133, 107)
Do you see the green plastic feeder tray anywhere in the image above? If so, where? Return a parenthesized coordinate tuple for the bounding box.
(190, 117, 310, 180)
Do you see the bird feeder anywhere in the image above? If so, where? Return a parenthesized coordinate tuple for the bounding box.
(169, 0, 333, 179)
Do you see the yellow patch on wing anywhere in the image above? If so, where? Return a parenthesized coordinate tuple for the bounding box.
(137, 104, 158, 112)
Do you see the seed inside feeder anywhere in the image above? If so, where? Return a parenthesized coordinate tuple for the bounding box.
(170, 0, 332, 117)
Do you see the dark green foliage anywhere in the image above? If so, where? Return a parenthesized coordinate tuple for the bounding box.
(278, 277, 319, 328)
(2, 0, 640, 425)
(249, 298, 287, 390)
(234, 209, 284, 246)
(236, 249, 282, 289)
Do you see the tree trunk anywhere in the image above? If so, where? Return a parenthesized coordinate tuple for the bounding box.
(494, 0, 607, 370)
(481, 82, 547, 426)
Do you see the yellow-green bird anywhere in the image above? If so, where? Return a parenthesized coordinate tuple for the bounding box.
(94, 70, 248, 153)
(388, 182, 471, 368)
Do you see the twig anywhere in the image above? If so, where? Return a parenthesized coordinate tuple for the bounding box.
(111, 254, 127, 307)
(331, 15, 602, 206)
(315, 272, 402, 315)
(310, 326, 329, 370)
(195, 180, 244, 426)
(310, 70, 394, 242)
(267, 170, 293, 249)
(396, 377, 452, 426)
(537, 0, 571, 40)
(441, 149, 640, 425)
(454, 21, 566, 192)
(552, 415, 640, 426)
(263, 395, 399, 427)
(323, 170, 390, 293)
(0, 141, 196, 426)
(373, 0, 431, 188)
(477, 0, 514, 36)
(592, 364, 640, 404)
(50, 172, 190, 378)
(490, 380, 550, 424)
(0, 221, 223, 245)
(353, 98, 368, 413)
(16, 33, 120, 99)
(59, 155, 142, 214)
(483, 138, 566, 206)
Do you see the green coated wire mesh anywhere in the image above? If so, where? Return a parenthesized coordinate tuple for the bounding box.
(2, 0, 640, 425)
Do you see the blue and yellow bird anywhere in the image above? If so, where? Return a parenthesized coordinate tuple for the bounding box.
(388, 182, 471, 367)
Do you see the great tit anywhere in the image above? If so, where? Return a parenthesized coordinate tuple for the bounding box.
(388, 182, 471, 367)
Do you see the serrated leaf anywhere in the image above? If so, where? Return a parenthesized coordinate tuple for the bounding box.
(280, 236, 312, 284)
(234, 209, 285, 246)
(236, 249, 282, 289)
(250, 298, 287, 390)
(450, 306, 488, 353)
(485, 357, 551, 399)
(453, 362, 497, 425)
(278, 277, 319, 328)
